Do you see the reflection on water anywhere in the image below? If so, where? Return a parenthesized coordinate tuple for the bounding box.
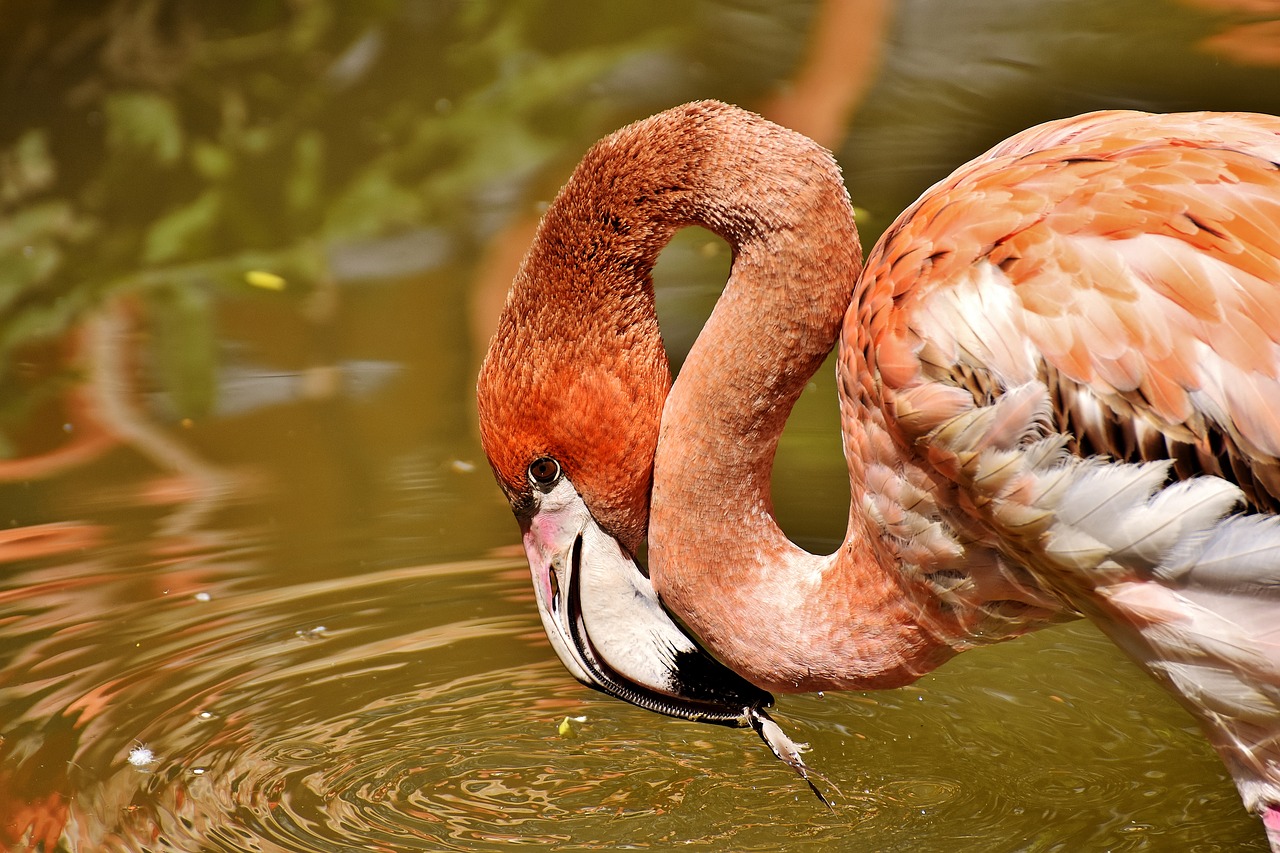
(2, 0, 1280, 850)
(0, 532, 1266, 849)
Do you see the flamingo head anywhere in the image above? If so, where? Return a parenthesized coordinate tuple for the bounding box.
(475, 137, 773, 723)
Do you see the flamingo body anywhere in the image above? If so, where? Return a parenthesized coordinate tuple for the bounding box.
(477, 102, 1280, 845)
(852, 111, 1280, 829)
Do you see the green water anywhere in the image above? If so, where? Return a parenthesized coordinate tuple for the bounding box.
(2, 2, 1279, 850)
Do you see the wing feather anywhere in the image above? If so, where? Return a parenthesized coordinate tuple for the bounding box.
(863, 110, 1280, 509)
(848, 109, 1280, 816)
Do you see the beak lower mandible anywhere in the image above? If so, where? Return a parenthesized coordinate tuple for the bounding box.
(519, 478, 773, 724)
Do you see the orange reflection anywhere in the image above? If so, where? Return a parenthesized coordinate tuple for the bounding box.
(0, 522, 103, 564)
(1201, 19, 1280, 64)
(759, 0, 893, 149)
(0, 790, 67, 851)
(1182, 0, 1280, 64)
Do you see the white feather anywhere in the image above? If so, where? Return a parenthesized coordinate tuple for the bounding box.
(1165, 513, 1280, 592)
(1054, 460, 1171, 531)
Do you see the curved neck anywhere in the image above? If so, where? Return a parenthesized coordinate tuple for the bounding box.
(636, 105, 954, 692)
(652, 176, 858, 563)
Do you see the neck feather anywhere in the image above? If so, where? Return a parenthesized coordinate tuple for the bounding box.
(626, 104, 956, 692)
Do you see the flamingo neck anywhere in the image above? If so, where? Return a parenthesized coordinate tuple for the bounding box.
(641, 107, 956, 693)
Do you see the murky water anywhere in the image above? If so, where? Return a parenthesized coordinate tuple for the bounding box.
(3, 2, 1280, 850)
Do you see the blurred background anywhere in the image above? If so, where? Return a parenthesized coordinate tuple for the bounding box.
(2, 1, 1280, 850)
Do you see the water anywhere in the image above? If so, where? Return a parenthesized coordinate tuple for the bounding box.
(2, 1, 1280, 850)
(1, 542, 1258, 851)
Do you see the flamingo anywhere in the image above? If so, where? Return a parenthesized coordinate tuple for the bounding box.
(476, 100, 1280, 845)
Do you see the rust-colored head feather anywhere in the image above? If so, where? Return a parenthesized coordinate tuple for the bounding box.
(476, 105, 736, 552)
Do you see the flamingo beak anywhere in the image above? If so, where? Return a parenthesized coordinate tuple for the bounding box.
(517, 478, 835, 804)
(519, 479, 774, 724)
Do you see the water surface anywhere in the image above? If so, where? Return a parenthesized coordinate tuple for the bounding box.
(2, 2, 1280, 850)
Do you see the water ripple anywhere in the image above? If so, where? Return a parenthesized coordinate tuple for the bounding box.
(0, 549, 1269, 851)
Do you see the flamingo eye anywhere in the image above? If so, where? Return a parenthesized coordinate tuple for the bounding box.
(527, 456, 562, 489)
